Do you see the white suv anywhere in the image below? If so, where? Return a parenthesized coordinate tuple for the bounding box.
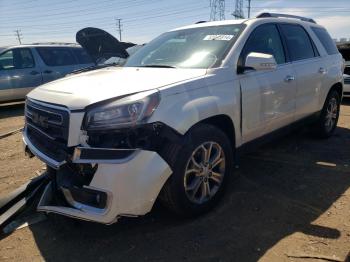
(23, 13, 344, 224)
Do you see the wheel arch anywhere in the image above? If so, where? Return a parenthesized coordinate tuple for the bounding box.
(188, 114, 236, 150)
(329, 82, 343, 98)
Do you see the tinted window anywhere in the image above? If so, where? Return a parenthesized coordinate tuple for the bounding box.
(312, 27, 339, 55)
(0, 48, 34, 70)
(37, 47, 76, 66)
(72, 48, 93, 64)
(16, 49, 35, 68)
(0, 50, 14, 69)
(280, 24, 315, 61)
(242, 24, 285, 65)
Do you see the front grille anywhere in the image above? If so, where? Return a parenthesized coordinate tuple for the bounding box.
(25, 99, 71, 162)
(27, 127, 71, 162)
(25, 99, 69, 145)
(344, 77, 350, 85)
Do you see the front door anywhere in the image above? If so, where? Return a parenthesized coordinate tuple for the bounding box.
(238, 23, 296, 143)
(0, 48, 43, 102)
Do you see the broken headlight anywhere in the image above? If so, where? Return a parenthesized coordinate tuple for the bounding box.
(84, 90, 160, 131)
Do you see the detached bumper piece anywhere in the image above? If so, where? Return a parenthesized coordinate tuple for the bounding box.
(0, 173, 49, 232)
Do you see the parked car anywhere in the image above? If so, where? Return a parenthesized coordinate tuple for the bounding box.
(0, 27, 138, 103)
(338, 44, 350, 97)
(23, 13, 344, 224)
(0, 44, 94, 103)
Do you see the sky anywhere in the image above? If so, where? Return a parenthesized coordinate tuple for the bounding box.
(0, 0, 349, 46)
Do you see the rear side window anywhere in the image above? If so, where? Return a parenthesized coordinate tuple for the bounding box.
(311, 27, 339, 55)
(241, 24, 286, 65)
(280, 24, 316, 61)
(0, 48, 34, 70)
(37, 47, 76, 66)
(71, 48, 93, 64)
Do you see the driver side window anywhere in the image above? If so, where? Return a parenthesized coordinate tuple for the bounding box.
(241, 24, 286, 66)
(0, 50, 15, 70)
(0, 48, 35, 70)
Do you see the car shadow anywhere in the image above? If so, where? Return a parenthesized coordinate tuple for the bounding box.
(23, 125, 350, 261)
(0, 102, 25, 120)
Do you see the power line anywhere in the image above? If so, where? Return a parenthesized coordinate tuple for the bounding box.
(14, 29, 22, 44)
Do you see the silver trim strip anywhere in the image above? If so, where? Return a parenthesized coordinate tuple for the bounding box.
(72, 146, 139, 164)
(23, 131, 66, 169)
(61, 186, 112, 215)
(27, 98, 71, 113)
(26, 102, 63, 125)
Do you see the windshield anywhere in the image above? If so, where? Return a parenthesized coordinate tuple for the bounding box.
(124, 24, 244, 69)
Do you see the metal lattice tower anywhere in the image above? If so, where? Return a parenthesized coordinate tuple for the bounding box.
(232, 0, 244, 19)
(210, 0, 225, 21)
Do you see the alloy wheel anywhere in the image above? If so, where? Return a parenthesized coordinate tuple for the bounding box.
(184, 141, 226, 204)
(325, 97, 338, 132)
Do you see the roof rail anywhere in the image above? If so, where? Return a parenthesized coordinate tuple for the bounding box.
(30, 42, 78, 46)
(256, 12, 316, 24)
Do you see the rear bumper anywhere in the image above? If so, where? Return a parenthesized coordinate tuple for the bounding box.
(23, 133, 172, 224)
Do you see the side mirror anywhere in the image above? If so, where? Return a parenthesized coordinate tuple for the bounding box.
(245, 52, 277, 71)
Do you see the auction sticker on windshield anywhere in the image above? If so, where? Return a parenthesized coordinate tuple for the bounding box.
(203, 34, 234, 41)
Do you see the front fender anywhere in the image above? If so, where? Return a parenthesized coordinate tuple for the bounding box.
(149, 76, 241, 146)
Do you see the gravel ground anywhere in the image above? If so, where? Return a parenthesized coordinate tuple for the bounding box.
(0, 100, 349, 262)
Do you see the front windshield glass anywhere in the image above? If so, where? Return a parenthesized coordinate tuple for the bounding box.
(124, 24, 244, 69)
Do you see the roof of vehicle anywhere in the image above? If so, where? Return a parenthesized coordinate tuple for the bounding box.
(172, 13, 323, 32)
(0, 43, 82, 51)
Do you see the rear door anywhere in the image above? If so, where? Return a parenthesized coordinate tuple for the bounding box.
(238, 23, 297, 143)
(36, 47, 77, 83)
(70, 47, 94, 70)
(0, 48, 42, 102)
(279, 24, 323, 120)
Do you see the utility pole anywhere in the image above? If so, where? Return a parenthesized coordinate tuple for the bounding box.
(232, 0, 244, 19)
(210, 0, 225, 21)
(247, 0, 251, 18)
(14, 29, 22, 44)
(115, 18, 122, 41)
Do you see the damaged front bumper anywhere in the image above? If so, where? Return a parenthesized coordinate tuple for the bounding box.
(23, 133, 172, 224)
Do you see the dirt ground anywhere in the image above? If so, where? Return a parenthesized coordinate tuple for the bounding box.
(0, 100, 349, 262)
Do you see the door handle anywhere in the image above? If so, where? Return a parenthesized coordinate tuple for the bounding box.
(284, 75, 295, 82)
(43, 70, 52, 74)
(319, 67, 327, 74)
(30, 70, 39, 75)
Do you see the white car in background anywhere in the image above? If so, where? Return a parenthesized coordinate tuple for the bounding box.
(337, 44, 350, 97)
(23, 13, 344, 224)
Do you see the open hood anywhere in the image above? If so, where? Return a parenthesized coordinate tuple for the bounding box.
(76, 27, 135, 64)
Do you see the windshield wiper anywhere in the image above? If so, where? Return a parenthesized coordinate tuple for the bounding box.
(69, 63, 118, 75)
(140, 64, 176, 68)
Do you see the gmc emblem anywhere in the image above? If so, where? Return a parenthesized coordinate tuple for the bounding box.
(32, 112, 49, 128)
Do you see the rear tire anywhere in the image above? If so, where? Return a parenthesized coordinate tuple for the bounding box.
(159, 124, 234, 217)
(313, 89, 341, 138)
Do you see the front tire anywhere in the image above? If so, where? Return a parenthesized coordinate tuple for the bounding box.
(314, 90, 341, 138)
(159, 124, 234, 217)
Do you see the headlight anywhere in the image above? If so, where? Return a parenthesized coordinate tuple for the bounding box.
(84, 90, 160, 130)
